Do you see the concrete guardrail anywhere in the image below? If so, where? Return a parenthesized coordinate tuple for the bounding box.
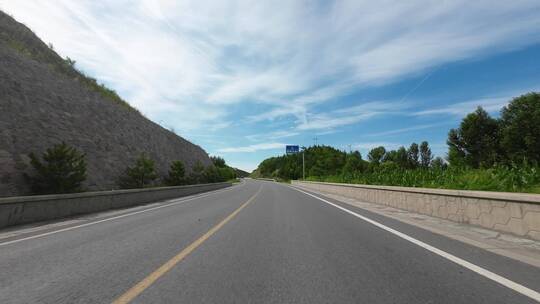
(0, 182, 231, 229)
(292, 180, 540, 241)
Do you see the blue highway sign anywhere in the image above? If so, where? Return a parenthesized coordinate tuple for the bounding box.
(286, 145, 300, 154)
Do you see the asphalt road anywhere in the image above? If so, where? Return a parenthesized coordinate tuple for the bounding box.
(1, 179, 539, 303)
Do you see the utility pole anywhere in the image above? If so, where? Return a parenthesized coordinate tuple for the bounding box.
(313, 136, 318, 146)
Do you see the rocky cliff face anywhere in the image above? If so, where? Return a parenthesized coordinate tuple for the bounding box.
(0, 11, 212, 197)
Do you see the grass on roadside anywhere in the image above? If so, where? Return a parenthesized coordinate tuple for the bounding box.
(305, 165, 540, 194)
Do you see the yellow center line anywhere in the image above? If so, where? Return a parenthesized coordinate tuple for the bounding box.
(112, 185, 263, 304)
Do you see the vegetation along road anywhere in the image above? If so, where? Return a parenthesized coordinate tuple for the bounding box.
(1, 179, 539, 303)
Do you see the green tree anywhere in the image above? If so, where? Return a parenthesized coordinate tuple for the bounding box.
(447, 107, 500, 168)
(447, 129, 466, 167)
(342, 151, 364, 177)
(189, 160, 206, 184)
(210, 156, 226, 168)
(309, 161, 325, 177)
(119, 153, 157, 189)
(431, 157, 447, 170)
(204, 165, 220, 183)
(407, 143, 419, 168)
(217, 166, 236, 181)
(368, 146, 386, 164)
(383, 150, 397, 163)
(420, 141, 432, 168)
(26, 143, 87, 194)
(500, 92, 540, 163)
(395, 146, 409, 168)
(165, 160, 186, 186)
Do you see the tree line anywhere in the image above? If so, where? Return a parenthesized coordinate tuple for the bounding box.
(25, 145, 237, 195)
(253, 92, 540, 192)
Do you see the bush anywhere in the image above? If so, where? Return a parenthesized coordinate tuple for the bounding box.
(119, 154, 157, 189)
(188, 161, 206, 184)
(203, 166, 220, 183)
(165, 160, 186, 186)
(26, 143, 87, 194)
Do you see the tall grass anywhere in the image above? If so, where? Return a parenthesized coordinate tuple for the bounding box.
(308, 165, 540, 193)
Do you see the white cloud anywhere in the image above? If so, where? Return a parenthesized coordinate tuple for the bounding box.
(245, 130, 299, 142)
(2, 0, 540, 136)
(415, 97, 510, 116)
(297, 101, 410, 131)
(226, 160, 256, 173)
(368, 122, 450, 137)
(353, 142, 404, 151)
(216, 142, 285, 153)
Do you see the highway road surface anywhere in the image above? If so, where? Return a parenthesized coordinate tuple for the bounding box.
(1, 179, 539, 303)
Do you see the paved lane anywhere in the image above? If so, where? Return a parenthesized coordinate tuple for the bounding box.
(1, 179, 539, 303)
(0, 181, 260, 303)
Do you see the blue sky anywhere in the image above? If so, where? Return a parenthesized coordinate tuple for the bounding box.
(2, 1, 540, 171)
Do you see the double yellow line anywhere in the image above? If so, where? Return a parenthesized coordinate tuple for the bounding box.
(113, 186, 262, 304)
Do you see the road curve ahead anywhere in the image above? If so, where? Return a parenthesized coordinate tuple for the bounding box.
(1, 179, 539, 303)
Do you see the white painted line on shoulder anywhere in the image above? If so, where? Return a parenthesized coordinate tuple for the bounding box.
(291, 186, 540, 302)
(0, 182, 244, 247)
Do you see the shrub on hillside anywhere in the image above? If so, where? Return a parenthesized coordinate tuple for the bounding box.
(188, 161, 206, 184)
(118, 154, 157, 189)
(165, 160, 186, 186)
(26, 143, 87, 194)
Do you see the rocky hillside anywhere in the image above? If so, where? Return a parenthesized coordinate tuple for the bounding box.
(0, 11, 212, 197)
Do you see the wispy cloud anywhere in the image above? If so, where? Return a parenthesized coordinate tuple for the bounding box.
(3, 0, 539, 136)
(297, 101, 410, 131)
(245, 130, 299, 142)
(216, 142, 285, 153)
(414, 97, 510, 116)
(353, 142, 405, 151)
(367, 122, 451, 137)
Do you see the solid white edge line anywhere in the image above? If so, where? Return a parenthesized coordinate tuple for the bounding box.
(290, 185, 540, 302)
(0, 181, 245, 247)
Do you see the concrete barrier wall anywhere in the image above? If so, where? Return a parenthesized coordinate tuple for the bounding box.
(0, 182, 231, 229)
(292, 181, 540, 241)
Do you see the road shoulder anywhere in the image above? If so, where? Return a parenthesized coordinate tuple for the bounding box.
(292, 185, 540, 268)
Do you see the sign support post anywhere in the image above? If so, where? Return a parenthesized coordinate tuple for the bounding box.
(302, 150, 305, 180)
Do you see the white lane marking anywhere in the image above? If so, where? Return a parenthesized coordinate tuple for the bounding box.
(291, 186, 540, 302)
(0, 182, 245, 247)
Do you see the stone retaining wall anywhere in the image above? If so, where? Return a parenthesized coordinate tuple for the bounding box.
(0, 182, 231, 229)
(292, 181, 540, 240)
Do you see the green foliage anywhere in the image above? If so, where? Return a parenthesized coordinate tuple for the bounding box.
(342, 151, 364, 178)
(26, 143, 87, 194)
(368, 146, 386, 163)
(187, 157, 237, 185)
(419, 141, 432, 168)
(119, 154, 157, 189)
(189, 160, 206, 184)
(500, 92, 540, 163)
(254, 92, 540, 193)
(447, 107, 500, 168)
(407, 143, 419, 168)
(203, 166, 220, 183)
(217, 166, 236, 181)
(257, 145, 347, 180)
(310, 163, 540, 193)
(165, 160, 186, 186)
(211, 156, 226, 168)
(431, 157, 447, 170)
